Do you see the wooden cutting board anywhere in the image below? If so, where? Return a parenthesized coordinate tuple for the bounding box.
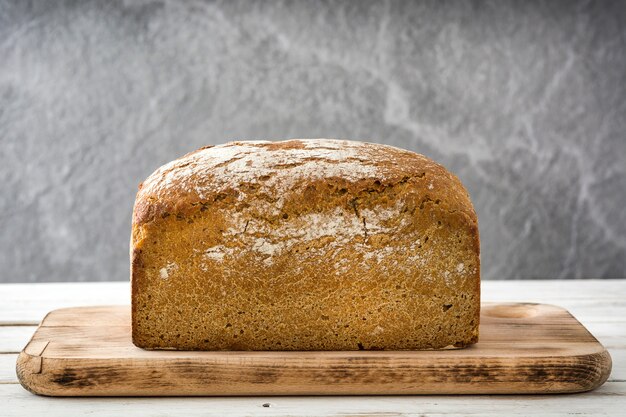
(16, 303, 611, 396)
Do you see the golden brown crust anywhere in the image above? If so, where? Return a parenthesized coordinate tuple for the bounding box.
(131, 139, 480, 351)
(132, 139, 477, 228)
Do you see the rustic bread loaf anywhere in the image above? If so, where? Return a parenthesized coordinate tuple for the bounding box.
(131, 139, 480, 350)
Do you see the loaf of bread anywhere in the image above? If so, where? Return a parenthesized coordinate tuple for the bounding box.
(131, 139, 480, 350)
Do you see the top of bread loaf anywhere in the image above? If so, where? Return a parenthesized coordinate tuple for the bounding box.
(133, 139, 476, 227)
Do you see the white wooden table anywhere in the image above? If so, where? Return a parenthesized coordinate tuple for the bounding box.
(1, 280, 625, 416)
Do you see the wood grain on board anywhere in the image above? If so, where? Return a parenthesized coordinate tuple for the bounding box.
(16, 303, 611, 396)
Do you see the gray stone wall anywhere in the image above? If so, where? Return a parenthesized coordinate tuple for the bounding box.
(1, 0, 625, 282)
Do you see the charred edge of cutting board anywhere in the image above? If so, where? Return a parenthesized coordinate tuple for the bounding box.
(16, 351, 46, 396)
(16, 352, 123, 397)
(16, 349, 612, 396)
(16, 316, 53, 396)
(567, 349, 612, 393)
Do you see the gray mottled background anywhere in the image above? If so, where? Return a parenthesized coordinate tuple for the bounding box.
(1, 0, 625, 282)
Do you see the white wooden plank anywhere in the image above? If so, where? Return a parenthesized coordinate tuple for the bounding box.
(482, 280, 626, 301)
(483, 281, 626, 325)
(0, 354, 17, 384)
(2, 383, 625, 417)
(0, 282, 129, 324)
(0, 328, 37, 353)
(583, 322, 626, 349)
(607, 348, 626, 381)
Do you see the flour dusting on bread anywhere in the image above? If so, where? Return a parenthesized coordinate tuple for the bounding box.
(140, 139, 422, 200)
